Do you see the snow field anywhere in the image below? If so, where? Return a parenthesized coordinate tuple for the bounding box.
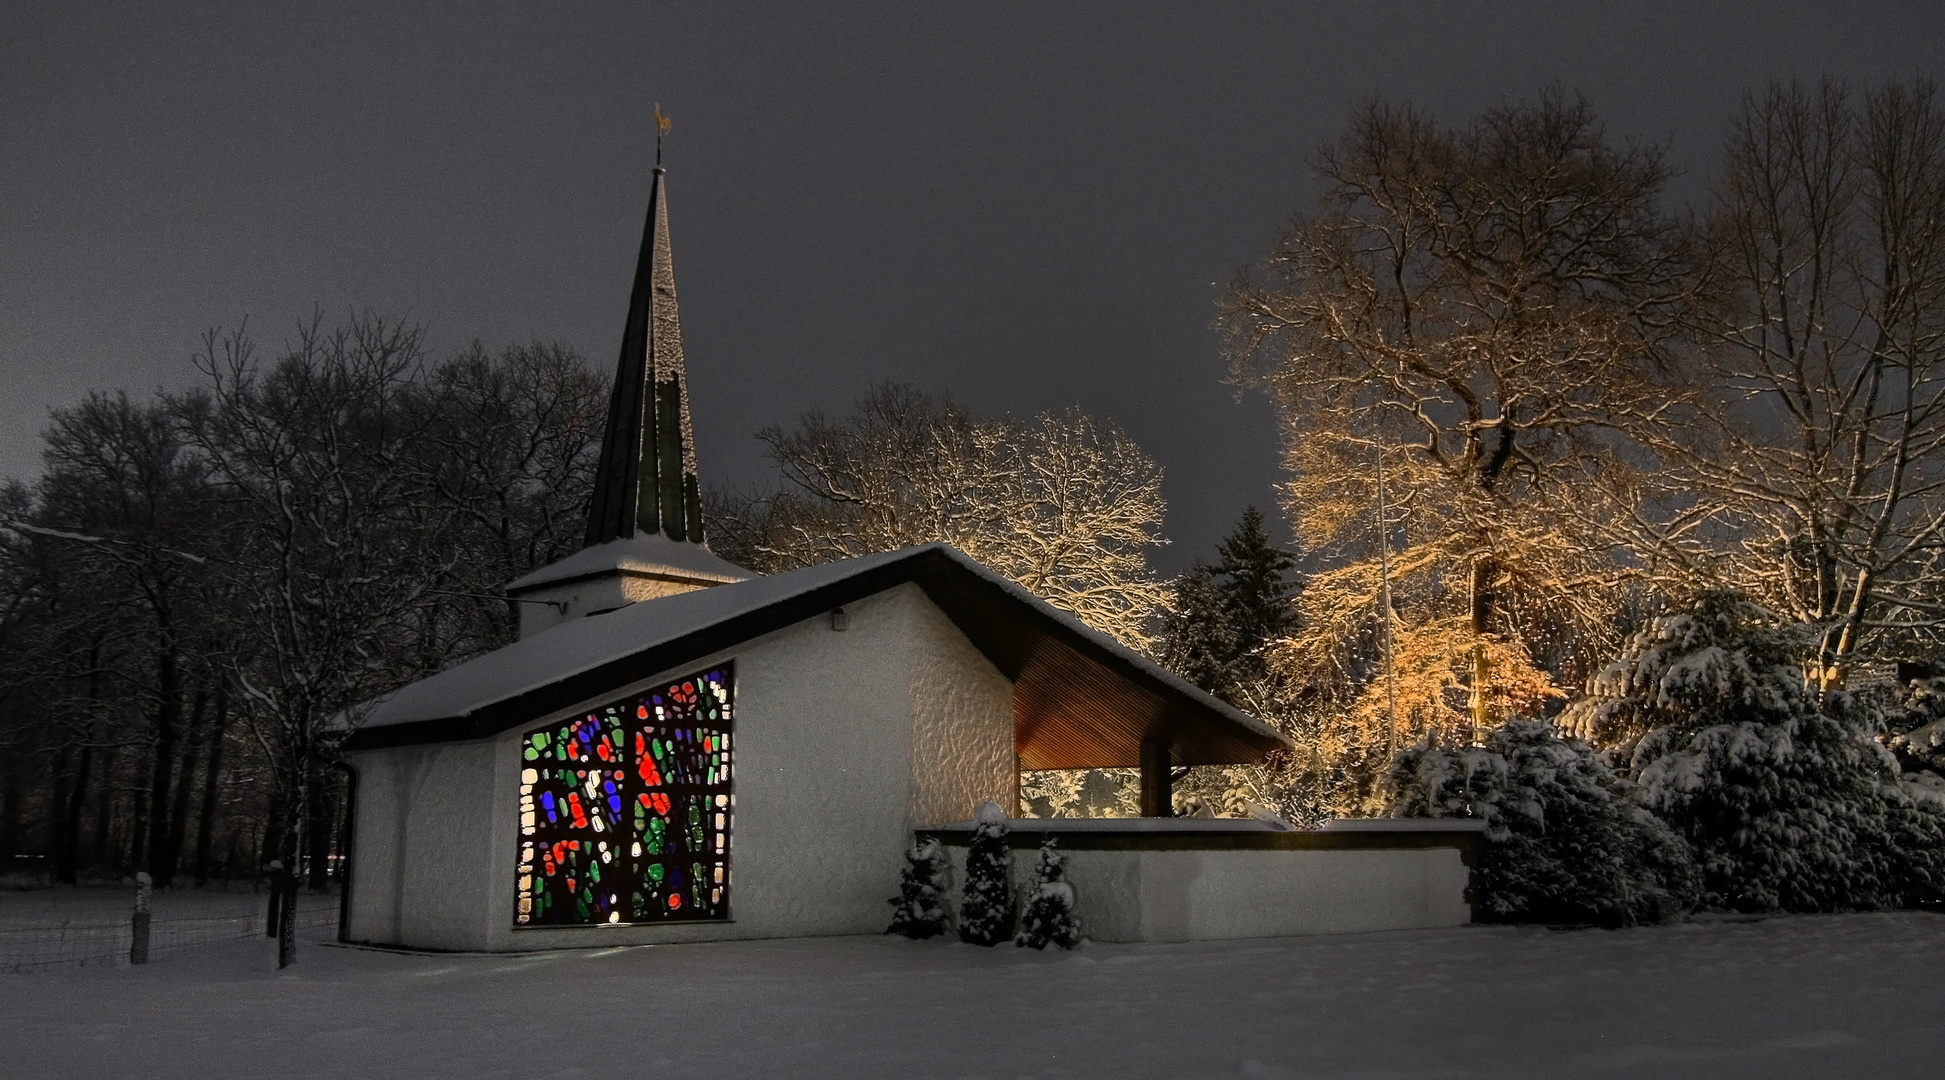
(4, 912, 1944, 1078)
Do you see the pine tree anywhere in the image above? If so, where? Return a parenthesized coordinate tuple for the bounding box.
(1214, 506, 1300, 687)
(1015, 838, 1081, 949)
(1159, 562, 1233, 694)
(886, 838, 950, 938)
(1160, 506, 1299, 702)
(957, 801, 1015, 946)
(1562, 592, 1945, 912)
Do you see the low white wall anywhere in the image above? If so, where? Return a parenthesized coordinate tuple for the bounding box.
(1066, 847, 1470, 941)
(926, 823, 1477, 943)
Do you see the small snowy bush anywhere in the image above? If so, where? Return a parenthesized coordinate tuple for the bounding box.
(1389, 720, 1697, 925)
(886, 838, 950, 939)
(958, 801, 1015, 946)
(1015, 838, 1081, 950)
(1571, 592, 1945, 912)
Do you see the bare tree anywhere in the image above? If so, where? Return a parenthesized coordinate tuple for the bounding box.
(1224, 92, 1691, 775)
(715, 383, 1171, 649)
(398, 340, 608, 665)
(1669, 78, 1945, 690)
(178, 314, 455, 960)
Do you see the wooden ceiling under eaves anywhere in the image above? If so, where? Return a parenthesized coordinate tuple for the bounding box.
(906, 554, 1287, 771)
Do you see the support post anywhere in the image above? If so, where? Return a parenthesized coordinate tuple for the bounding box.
(1139, 740, 1173, 818)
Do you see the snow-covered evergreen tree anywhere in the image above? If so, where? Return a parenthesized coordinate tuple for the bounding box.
(1886, 676, 1945, 778)
(885, 837, 950, 939)
(1160, 507, 1305, 818)
(1159, 506, 1299, 700)
(1159, 561, 1234, 694)
(1390, 719, 1698, 924)
(1213, 506, 1301, 686)
(1563, 592, 1945, 912)
(958, 801, 1015, 946)
(1015, 838, 1081, 949)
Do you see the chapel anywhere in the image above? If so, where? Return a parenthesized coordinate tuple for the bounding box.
(337, 163, 1478, 953)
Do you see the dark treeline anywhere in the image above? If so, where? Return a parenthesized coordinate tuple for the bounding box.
(0, 315, 605, 889)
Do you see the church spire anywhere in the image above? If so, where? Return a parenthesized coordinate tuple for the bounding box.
(584, 165, 705, 547)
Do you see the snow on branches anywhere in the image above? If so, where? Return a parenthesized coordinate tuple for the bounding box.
(1015, 838, 1081, 950)
(957, 801, 1016, 946)
(886, 838, 950, 939)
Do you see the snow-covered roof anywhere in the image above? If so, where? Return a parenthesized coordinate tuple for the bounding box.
(346, 543, 1287, 768)
(504, 533, 750, 592)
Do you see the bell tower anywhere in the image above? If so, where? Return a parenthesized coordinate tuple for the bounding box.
(505, 164, 749, 637)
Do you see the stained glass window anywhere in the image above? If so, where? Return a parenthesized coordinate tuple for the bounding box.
(516, 664, 733, 926)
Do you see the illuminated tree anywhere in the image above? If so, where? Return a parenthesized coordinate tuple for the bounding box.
(714, 383, 1169, 649)
(1223, 92, 1691, 809)
(712, 383, 1171, 820)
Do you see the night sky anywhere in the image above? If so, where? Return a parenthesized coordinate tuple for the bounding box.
(4, 2, 1940, 570)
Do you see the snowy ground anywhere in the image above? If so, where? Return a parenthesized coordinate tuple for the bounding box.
(3, 913, 1942, 1079)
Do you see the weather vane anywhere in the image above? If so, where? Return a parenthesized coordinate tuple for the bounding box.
(655, 102, 671, 167)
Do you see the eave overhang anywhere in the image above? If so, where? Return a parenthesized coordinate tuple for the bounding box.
(344, 546, 1287, 769)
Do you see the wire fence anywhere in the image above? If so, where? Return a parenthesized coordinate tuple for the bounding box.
(1, 892, 339, 973)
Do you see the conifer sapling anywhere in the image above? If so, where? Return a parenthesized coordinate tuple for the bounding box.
(958, 800, 1015, 946)
(1015, 837, 1081, 949)
(886, 837, 950, 938)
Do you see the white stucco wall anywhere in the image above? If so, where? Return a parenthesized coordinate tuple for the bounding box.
(341, 741, 502, 950)
(934, 838, 1473, 943)
(904, 592, 1016, 824)
(343, 582, 1017, 951)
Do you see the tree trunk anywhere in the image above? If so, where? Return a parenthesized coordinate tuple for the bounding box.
(193, 680, 230, 887)
(52, 744, 90, 884)
(258, 789, 285, 884)
(161, 681, 208, 886)
(143, 626, 183, 884)
(0, 749, 20, 863)
(89, 747, 113, 871)
(280, 773, 305, 966)
(1467, 555, 1496, 742)
(306, 758, 331, 891)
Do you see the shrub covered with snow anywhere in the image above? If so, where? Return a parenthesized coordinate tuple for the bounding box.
(1015, 838, 1081, 949)
(1389, 720, 1698, 925)
(1885, 676, 1945, 776)
(1568, 592, 1945, 912)
(958, 801, 1015, 946)
(886, 838, 950, 939)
